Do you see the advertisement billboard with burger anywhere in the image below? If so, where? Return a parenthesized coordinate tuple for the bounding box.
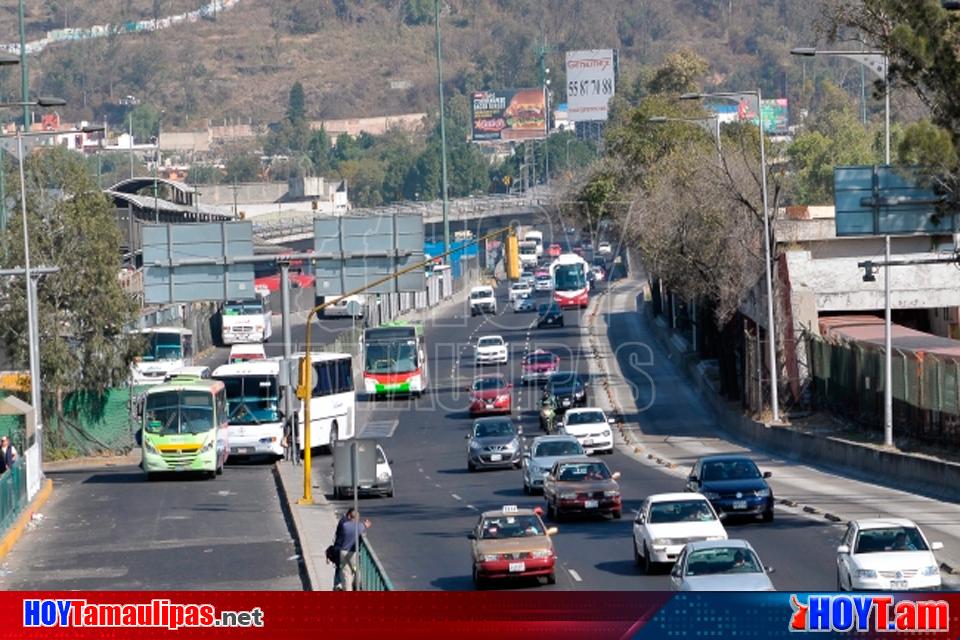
(471, 88, 547, 142)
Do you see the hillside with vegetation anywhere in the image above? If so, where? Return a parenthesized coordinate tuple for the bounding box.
(0, 1, 827, 128)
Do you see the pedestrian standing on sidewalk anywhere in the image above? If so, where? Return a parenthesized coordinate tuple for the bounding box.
(330, 509, 352, 590)
(0, 435, 17, 473)
(335, 509, 372, 591)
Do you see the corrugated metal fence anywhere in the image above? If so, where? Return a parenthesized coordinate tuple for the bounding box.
(807, 333, 960, 445)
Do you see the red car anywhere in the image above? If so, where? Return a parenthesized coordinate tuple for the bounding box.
(469, 374, 512, 415)
(521, 349, 560, 384)
(548, 243, 562, 258)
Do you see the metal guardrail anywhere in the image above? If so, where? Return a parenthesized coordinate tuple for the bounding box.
(357, 533, 394, 591)
(0, 465, 27, 534)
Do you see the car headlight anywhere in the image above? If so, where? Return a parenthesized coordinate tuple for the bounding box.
(601, 430, 611, 437)
(702, 491, 721, 500)
(574, 390, 584, 397)
(377, 471, 390, 482)
(922, 565, 940, 576)
(603, 490, 619, 497)
(755, 488, 771, 498)
(199, 439, 214, 453)
(653, 538, 674, 546)
(505, 438, 519, 450)
(496, 394, 510, 403)
(144, 439, 159, 455)
(483, 554, 499, 562)
(531, 549, 552, 558)
(855, 569, 877, 579)
(469, 440, 482, 450)
(559, 492, 577, 500)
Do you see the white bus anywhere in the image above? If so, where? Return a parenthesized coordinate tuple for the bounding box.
(220, 293, 273, 345)
(295, 351, 355, 453)
(130, 327, 194, 386)
(213, 359, 284, 460)
(524, 230, 544, 258)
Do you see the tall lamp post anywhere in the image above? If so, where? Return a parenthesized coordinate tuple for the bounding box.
(0, 53, 24, 235)
(680, 89, 780, 423)
(0, 95, 68, 450)
(791, 46, 894, 447)
(434, 0, 451, 258)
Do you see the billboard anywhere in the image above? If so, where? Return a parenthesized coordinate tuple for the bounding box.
(704, 97, 789, 133)
(565, 49, 616, 122)
(471, 89, 547, 142)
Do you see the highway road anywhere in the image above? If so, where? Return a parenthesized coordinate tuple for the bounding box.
(311, 281, 842, 591)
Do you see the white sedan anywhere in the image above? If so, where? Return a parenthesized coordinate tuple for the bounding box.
(633, 493, 728, 574)
(836, 518, 943, 591)
(475, 335, 508, 366)
(560, 408, 614, 455)
(509, 282, 534, 302)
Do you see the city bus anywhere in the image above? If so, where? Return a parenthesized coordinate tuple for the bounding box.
(551, 253, 590, 309)
(212, 359, 284, 460)
(295, 351, 355, 453)
(139, 377, 229, 479)
(130, 327, 194, 386)
(220, 293, 273, 345)
(362, 322, 428, 397)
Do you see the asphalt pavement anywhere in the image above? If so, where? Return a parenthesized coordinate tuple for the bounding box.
(310, 281, 842, 591)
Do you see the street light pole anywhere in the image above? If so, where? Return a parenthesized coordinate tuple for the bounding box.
(680, 90, 779, 423)
(18, 0, 29, 129)
(434, 0, 451, 258)
(15, 129, 41, 435)
(791, 46, 893, 445)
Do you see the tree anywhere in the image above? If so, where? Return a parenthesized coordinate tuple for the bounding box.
(403, 0, 433, 26)
(287, 81, 306, 124)
(129, 104, 161, 142)
(225, 153, 262, 182)
(646, 49, 709, 95)
(897, 119, 957, 168)
(0, 147, 140, 449)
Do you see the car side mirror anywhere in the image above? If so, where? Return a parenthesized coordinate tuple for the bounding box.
(717, 511, 727, 521)
(671, 564, 682, 578)
(388, 459, 394, 465)
(465, 434, 471, 440)
(932, 541, 944, 550)
(765, 566, 775, 574)
(467, 532, 476, 540)
(763, 471, 772, 478)
(546, 527, 559, 536)
(611, 471, 621, 481)
(836, 544, 850, 554)
(688, 475, 698, 484)
(507, 383, 513, 388)
(636, 512, 645, 524)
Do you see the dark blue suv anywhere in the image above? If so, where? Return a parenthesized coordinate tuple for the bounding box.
(685, 454, 774, 522)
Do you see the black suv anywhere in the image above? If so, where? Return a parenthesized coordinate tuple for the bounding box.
(536, 303, 564, 328)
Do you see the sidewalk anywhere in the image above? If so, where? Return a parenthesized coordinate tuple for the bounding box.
(273, 460, 337, 591)
(582, 274, 960, 584)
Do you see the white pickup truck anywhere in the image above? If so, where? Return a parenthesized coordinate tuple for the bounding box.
(469, 285, 497, 316)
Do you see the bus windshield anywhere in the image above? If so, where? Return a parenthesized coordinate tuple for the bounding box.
(554, 265, 586, 292)
(144, 390, 215, 435)
(223, 300, 264, 316)
(218, 375, 280, 425)
(365, 340, 418, 374)
(142, 333, 183, 362)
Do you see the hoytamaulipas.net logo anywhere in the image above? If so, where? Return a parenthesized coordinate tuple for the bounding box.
(23, 598, 264, 630)
(789, 594, 949, 633)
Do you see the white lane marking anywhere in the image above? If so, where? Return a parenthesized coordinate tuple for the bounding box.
(466, 504, 478, 511)
(567, 568, 583, 582)
(451, 493, 463, 501)
(424, 475, 431, 480)
(435, 483, 442, 488)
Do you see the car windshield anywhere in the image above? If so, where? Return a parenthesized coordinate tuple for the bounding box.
(566, 411, 605, 425)
(549, 373, 580, 388)
(534, 440, 582, 457)
(480, 515, 544, 539)
(471, 290, 492, 299)
(474, 421, 515, 438)
(478, 337, 503, 347)
(223, 300, 264, 316)
(525, 353, 556, 365)
(536, 274, 551, 281)
(701, 459, 761, 481)
(473, 377, 506, 391)
(855, 526, 928, 553)
(649, 500, 717, 524)
(556, 462, 610, 481)
(512, 284, 528, 291)
(685, 547, 763, 576)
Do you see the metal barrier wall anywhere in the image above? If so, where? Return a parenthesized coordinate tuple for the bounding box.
(807, 333, 960, 445)
(357, 533, 394, 591)
(0, 465, 27, 535)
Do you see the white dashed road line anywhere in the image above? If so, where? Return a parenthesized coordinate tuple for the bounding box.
(567, 568, 583, 582)
(451, 493, 462, 501)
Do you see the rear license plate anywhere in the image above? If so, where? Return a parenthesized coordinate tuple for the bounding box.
(732, 500, 748, 510)
(584, 500, 599, 509)
(509, 562, 525, 573)
(890, 580, 909, 590)
(489, 454, 503, 462)
(486, 404, 495, 409)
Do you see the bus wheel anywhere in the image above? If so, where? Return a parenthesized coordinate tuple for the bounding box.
(327, 422, 338, 453)
(206, 470, 217, 480)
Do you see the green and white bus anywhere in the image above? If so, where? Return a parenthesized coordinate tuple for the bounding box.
(362, 321, 428, 397)
(140, 377, 229, 479)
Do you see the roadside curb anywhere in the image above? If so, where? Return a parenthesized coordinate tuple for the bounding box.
(0, 478, 53, 562)
(585, 274, 960, 580)
(272, 462, 320, 591)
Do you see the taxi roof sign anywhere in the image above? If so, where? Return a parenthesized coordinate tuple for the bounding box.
(502, 505, 519, 513)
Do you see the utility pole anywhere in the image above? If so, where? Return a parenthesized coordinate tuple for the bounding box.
(536, 29, 554, 187)
(18, 0, 29, 130)
(435, 0, 451, 258)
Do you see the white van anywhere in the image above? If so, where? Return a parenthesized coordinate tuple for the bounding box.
(469, 286, 497, 316)
(228, 343, 267, 363)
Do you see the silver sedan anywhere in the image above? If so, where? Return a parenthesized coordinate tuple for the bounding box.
(669, 539, 775, 591)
